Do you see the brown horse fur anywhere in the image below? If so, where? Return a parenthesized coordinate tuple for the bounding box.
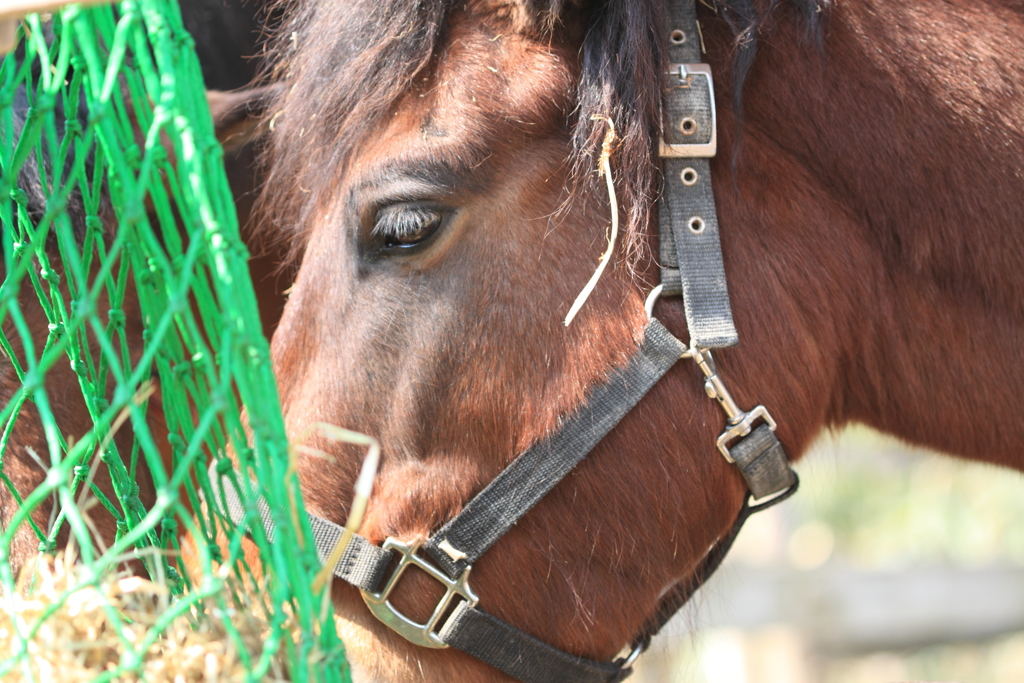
(256, 0, 1024, 680)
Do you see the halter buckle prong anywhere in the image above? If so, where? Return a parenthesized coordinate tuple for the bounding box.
(361, 537, 479, 649)
(658, 63, 717, 158)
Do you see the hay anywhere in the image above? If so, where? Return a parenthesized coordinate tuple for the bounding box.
(0, 0, 350, 678)
(1, 554, 288, 682)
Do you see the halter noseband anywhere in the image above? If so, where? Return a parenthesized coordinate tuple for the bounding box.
(209, 1, 798, 680)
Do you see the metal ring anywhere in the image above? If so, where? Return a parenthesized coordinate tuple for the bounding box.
(679, 117, 698, 136)
(670, 29, 686, 44)
(644, 284, 663, 320)
(621, 642, 645, 669)
(680, 167, 698, 186)
(688, 216, 705, 234)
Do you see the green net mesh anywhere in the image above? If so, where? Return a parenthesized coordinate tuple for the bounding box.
(0, 1, 349, 679)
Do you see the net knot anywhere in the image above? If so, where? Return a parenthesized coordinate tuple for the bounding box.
(34, 94, 55, 113)
(27, 97, 55, 119)
(161, 517, 178, 535)
(124, 145, 142, 167)
(167, 433, 186, 452)
(207, 543, 223, 563)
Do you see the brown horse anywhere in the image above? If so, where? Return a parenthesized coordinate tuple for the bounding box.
(251, 0, 1024, 679)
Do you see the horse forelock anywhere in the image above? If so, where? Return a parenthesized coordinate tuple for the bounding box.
(259, 0, 826, 272)
(257, 0, 654, 267)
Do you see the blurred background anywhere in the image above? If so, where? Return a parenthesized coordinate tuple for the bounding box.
(631, 426, 1024, 683)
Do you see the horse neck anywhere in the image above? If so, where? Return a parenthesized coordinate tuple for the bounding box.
(700, 0, 1024, 471)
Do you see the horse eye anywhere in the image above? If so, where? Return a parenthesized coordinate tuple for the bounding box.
(372, 206, 444, 249)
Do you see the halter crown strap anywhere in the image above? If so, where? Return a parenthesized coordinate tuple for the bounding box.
(658, 0, 739, 348)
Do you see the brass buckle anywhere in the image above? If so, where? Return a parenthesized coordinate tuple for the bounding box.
(360, 537, 479, 649)
(658, 63, 717, 158)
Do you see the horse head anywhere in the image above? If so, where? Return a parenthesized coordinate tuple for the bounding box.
(262, 2, 756, 680)
(257, 0, 1024, 679)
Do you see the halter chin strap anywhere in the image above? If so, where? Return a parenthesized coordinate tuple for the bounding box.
(208, 2, 799, 680)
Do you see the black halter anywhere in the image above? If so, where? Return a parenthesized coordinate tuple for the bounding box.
(210, 1, 798, 680)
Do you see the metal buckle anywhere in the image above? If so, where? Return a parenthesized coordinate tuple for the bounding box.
(658, 63, 717, 159)
(685, 347, 778, 463)
(360, 537, 480, 649)
(715, 404, 777, 463)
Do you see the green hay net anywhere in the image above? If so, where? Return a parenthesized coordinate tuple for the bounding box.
(0, 1, 350, 679)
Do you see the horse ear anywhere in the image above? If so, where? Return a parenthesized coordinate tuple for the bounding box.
(208, 84, 280, 152)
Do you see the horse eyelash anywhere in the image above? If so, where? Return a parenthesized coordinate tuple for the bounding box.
(371, 206, 442, 243)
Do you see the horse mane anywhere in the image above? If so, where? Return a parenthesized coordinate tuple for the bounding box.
(258, 0, 826, 262)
